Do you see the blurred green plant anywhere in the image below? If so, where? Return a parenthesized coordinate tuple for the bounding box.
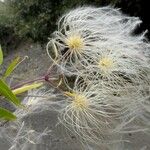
(0, 0, 18, 52)
(0, 45, 3, 65)
(0, 46, 43, 121)
(1, 0, 147, 52)
(0, 0, 117, 52)
(0, 46, 21, 121)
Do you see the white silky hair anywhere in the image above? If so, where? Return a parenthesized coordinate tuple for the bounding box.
(82, 46, 149, 87)
(0, 121, 51, 150)
(47, 6, 150, 81)
(58, 6, 141, 37)
(14, 87, 60, 120)
(45, 6, 150, 149)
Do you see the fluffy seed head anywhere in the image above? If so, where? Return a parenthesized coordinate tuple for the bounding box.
(47, 6, 149, 79)
(58, 82, 121, 148)
(45, 6, 150, 148)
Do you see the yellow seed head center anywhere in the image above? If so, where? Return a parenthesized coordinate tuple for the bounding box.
(73, 94, 88, 110)
(99, 57, 114, 70)
(65, 92, 88, 110)
(66, 35, 84, 51)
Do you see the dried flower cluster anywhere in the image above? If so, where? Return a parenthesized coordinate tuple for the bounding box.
(46, 6, 150, 149)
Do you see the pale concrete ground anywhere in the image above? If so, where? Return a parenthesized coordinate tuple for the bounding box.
(0, 41, 150, 150)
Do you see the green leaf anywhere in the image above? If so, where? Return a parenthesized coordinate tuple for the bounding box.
(12, 82, 43, 95)
(0, 107, 16, 121)
(3, 56, 20, 79)
(0, 45, 3, 65)
(0, 79, 21, 106)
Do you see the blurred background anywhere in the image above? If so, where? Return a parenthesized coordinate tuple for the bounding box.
(0, 0, 148, 53)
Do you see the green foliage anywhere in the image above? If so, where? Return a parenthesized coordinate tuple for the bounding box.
(0, 1, 18, 52)
(0, 47, 21, 121)
(0, 47, 42, 121)
(0, 0, 116, 49)
(0, 79, 21, 106)
(3, 56, 20, 80)
(0, 45, 3, 65)
(0, 107, 16, 121)
(1, 0, 147, 50)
